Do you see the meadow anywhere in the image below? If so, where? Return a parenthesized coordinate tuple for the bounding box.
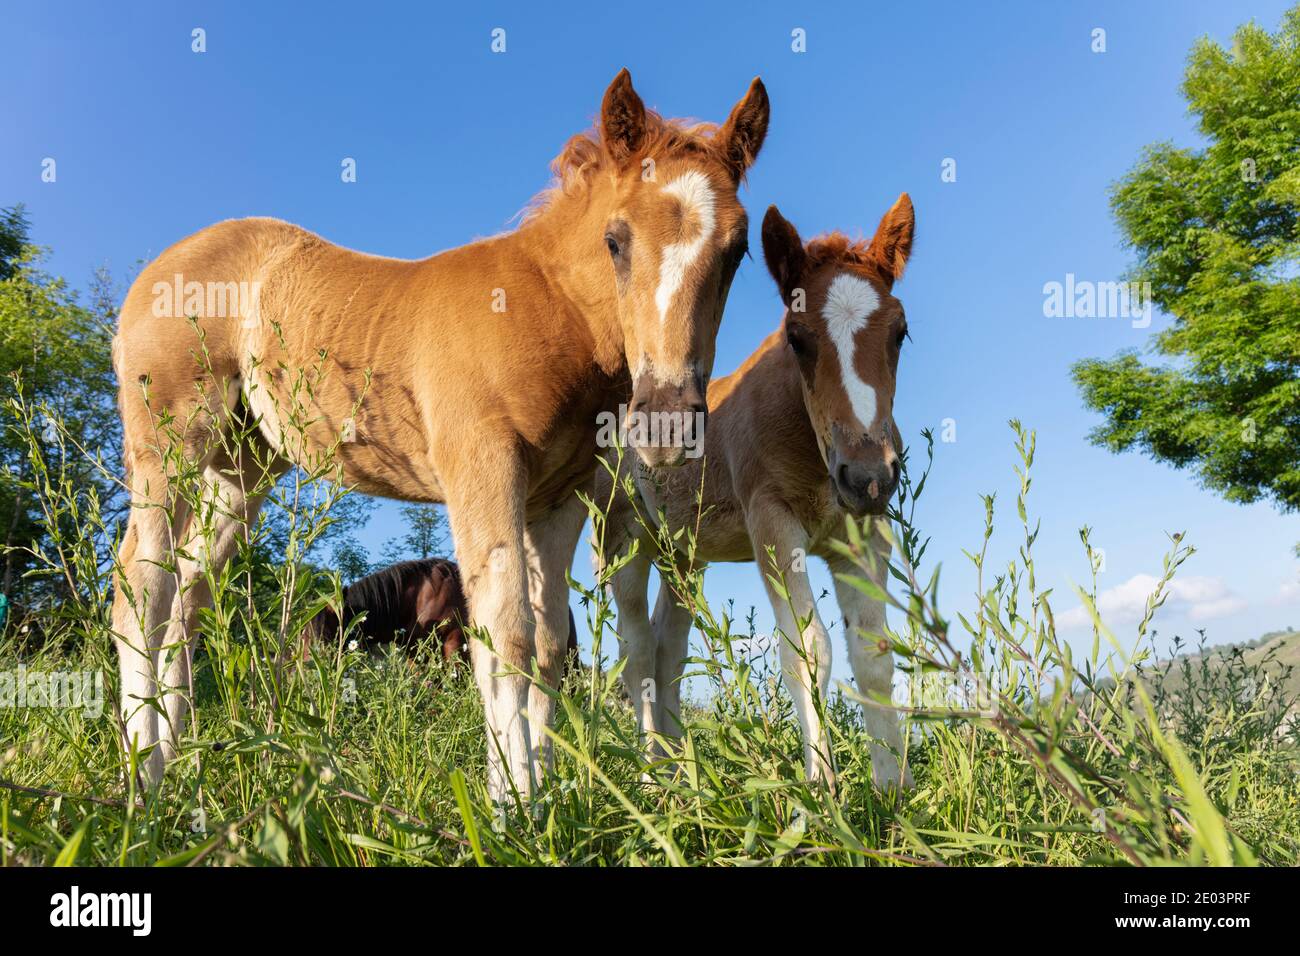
(1, 371, 1295, 870)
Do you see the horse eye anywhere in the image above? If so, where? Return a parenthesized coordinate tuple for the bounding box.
(895, 326, 909, 349)
(720, 243, 745, 281)
(605, 235, 621, 258)
(787, 325, 810, 356)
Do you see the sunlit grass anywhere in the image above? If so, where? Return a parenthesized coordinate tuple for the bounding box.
(1, 373, 1296, 866)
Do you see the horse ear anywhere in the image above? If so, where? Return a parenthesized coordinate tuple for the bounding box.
(762, 205, 805, 305)
(868, 193, 914, 288)
(600, 68, 647, 165)
(716, 77, 770, 182)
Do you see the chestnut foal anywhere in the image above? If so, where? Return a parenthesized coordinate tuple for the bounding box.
(597, 197, 915, 790)
(111, 70, 768, 801)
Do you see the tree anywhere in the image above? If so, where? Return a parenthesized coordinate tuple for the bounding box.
(255, 474, 377, 575)
(380, 503, 448, 565)
(1072, 9, 1300, 521)
(328, 533, 373, 581)
(0, 205, 32, 281)
(0, 213, 124, 607)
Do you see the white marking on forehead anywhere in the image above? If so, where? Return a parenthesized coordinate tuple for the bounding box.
(654, 170, 717, 324)
(630, 355, 696, 388)
(822, 272, 881, 430)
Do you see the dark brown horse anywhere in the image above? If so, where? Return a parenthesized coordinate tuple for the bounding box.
(305, 558, 580, 671)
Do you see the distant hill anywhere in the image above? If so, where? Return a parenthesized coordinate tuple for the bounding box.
(1087, 628, 1299, 740)
(1120, 628, 1300, 744)
(1150, 628, 1300, 701)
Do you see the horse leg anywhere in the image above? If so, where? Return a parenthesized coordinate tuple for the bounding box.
(747, 498, 836, 789)
(112, 355, 261, 786)
(608, 550, 661, 749)
(522, 494, 587, 778)
(158, 446, 274, 764)
(447, 458, 535, 805)
(651, 581, 694, 742)
(112, 459, 186, 786)
(590, 455, 662, 747)
(829, 541, 912, 790)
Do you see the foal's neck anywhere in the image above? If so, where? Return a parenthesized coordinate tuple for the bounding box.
(514, 195, 626, 377)
(743, 324, 826, 471)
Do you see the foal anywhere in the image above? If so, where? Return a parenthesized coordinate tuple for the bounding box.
(111, 69, 768, 799)
(597, 197, 915, 790)
(305, 558, 579, 671)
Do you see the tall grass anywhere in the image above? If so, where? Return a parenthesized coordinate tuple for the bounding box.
(0, 364, 1295, 865)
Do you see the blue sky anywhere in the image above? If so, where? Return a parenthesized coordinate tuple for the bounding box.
(4, 1, 1298, 681)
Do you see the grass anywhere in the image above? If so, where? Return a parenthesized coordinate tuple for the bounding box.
(1, 368, 1297, 866)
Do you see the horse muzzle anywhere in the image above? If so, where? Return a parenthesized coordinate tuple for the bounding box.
(830, 452, 898, 516)
(626, 375, 707, 468)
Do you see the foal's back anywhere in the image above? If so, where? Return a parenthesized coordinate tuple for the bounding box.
(114, 217, 511, 500)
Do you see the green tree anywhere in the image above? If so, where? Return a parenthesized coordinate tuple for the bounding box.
(0, 205, 32, 281)
(0, 213, 123, 607)
(1072, 9, 1300, 522)
(231, 475, 377, 612)
(328, 533, 373, 581)
(256, 475, 377, 575)
(380, 503, 447, 565)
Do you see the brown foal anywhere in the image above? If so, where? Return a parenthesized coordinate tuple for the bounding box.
(110, 70, 768, 800)
(596, 197, 915, 790)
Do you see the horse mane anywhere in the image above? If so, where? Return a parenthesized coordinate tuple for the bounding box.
(804, 232, 876, 271)
(306, 558, 459, 643)
(520, 110, 730, 224)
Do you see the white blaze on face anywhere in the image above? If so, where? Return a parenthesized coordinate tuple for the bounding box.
(654, 170, 717, 326)
(822, 272, 881, 431)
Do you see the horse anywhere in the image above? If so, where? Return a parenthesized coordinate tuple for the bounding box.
(304, 557, 580, 673)
(110, 68, 769, 800)
(595, 197, 915, 791)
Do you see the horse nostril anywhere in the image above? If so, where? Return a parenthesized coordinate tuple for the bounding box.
(889, 459, 900, 486)
(836, 463, 851, 490)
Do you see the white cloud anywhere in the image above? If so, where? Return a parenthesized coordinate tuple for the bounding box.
(1058, 573, 1246, 630)
(1271, 573, 1300, 606)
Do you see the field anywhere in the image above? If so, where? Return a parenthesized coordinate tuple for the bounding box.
(1, 410, 1296, 869)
